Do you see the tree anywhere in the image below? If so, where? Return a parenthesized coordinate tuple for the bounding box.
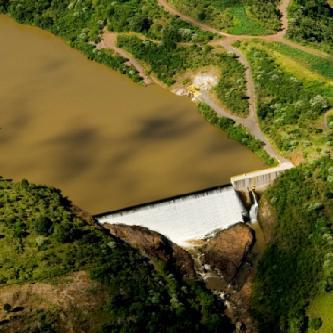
(54, 221, 80, 243)
(3, 303, 11, 313)
(309, 317, 323, 331)
(20, 178, 29, 190)
(161, 27, 179, 50)
(34, 217, 53, 236)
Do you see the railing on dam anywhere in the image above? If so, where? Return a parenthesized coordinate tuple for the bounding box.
(230, 162, 294, 192)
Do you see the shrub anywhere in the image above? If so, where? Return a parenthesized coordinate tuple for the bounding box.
(309, 317, 323, 330)
(34, 217, 53, 236)
(287, 0, 333, 51)
(54, 222, 80, 243)
(3, 303, 11, 313)
(169, 0, 280, 34)
(0, 177, 232, 332)
(252, 158, 333, 331)
(198, 103, 276, 165)
(244, 45, 332, 157)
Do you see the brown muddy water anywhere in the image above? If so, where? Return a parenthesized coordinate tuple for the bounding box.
(0, 15, 265, 214)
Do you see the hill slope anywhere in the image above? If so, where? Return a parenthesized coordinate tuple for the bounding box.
(0, 177, 232, 333)
(253, 158, 333, 332)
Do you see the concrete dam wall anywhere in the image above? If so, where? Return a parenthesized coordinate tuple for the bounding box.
(96, 185, 245, 247)
(97, 163, 294, 246)
(231, 162, 294, 192)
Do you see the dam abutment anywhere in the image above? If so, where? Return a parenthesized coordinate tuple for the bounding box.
(231, 162, 294, 194)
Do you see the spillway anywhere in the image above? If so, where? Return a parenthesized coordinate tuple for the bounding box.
(96, 185, 245, 246)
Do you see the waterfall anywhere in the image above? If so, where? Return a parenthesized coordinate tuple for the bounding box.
(249, 190, 259, 223)
(97, 185, 245, 246)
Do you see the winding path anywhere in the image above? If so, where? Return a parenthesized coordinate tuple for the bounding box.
(100, 0, 327, 165)
(198, 92, 289, 164)
(97, 32, 152, 85)
(157, 0, 295, 163)
(157, 0, 332, 164)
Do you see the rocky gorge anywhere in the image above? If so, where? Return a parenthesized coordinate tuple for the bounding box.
(104, 217, 263, 332)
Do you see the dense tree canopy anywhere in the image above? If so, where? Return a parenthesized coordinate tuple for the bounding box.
(252, 158, 333, 332)
(169, 0, 281, 34)
(0, 177, 233, 332)
(288, 0, 333, 51)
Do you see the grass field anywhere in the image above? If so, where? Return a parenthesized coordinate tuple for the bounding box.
(242, 43, 333, 162)
(265, 42, 333, 80)
(227, 4, 269, 35)
(307, 293, 333, 333)
(326, 109, 333, 128)
(243, 41, 333, 105)
(169, 0, 273, 35)
(267, 51, 333, 103)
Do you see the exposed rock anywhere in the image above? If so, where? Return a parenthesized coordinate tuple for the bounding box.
(71, 204, 95, 225)
(229, 275, 258, 333)
(193, 72, 218, 90)
(0, 271, 108, 333)
(104, 224, 196, 279)
(201, 223, 254, 282)
(257, 195, 276, 243)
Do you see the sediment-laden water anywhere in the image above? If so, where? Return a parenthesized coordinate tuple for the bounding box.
(0, 15, 265, 213)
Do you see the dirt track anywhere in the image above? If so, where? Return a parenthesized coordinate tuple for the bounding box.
(97, 32, 152, 85)
(99, 0, 329, 164)
(156, 0, 332, 163)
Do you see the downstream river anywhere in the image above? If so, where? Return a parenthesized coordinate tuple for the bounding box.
(0, 16, 265, 213)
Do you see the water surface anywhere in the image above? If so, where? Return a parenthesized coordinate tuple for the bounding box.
(0, 15, 265, 213)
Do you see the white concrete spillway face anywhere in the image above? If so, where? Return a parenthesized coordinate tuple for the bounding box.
(97, 186, 245, 247)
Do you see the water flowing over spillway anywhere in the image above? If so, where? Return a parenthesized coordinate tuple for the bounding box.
(249, 191, 259, 223)
(97, 185, 245, 246)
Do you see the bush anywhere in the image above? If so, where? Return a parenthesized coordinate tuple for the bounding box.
(287, 0, 333, 51)
(54, 222, 80, 243)
(243, 45, 332, 157)
(251, 158, 333, 332)
(215, 54, 249, 116)
(169, 0, 280, 34)
(309, 317, 323, 330)
(117, 35, 214, 86)
(34, 217, 53, 236)
(3, 303, 11, 313)
(198, 103, 276, 166)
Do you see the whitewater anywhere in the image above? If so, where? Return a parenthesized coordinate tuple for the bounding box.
(97, 185, 245, 246)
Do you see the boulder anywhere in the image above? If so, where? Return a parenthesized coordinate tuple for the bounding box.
(104, 224, 196, 278)
(201, 223, 254, 282)
(257, 195, 276, 243)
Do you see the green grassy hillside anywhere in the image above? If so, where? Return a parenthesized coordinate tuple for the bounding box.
(0, 177, 232, 333)
(252, 158, 333, 332)
(169, 0, 281, 34)
(0, 0, 212, 84)
(117, 34, 249, 115)
(241, 42, 333, 162)
(287, 0, 333, 53)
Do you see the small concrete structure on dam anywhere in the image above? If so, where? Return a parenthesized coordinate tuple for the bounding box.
(231, 162, 294, 192)
(96, 186, 245, 247)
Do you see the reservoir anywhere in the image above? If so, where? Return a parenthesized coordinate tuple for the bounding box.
(0, 15, 265, 214)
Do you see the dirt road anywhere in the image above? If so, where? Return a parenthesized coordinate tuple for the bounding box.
(156, 0, 332, 163)
(97, 32, 152, 85)
(99, 0, 328, 163)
